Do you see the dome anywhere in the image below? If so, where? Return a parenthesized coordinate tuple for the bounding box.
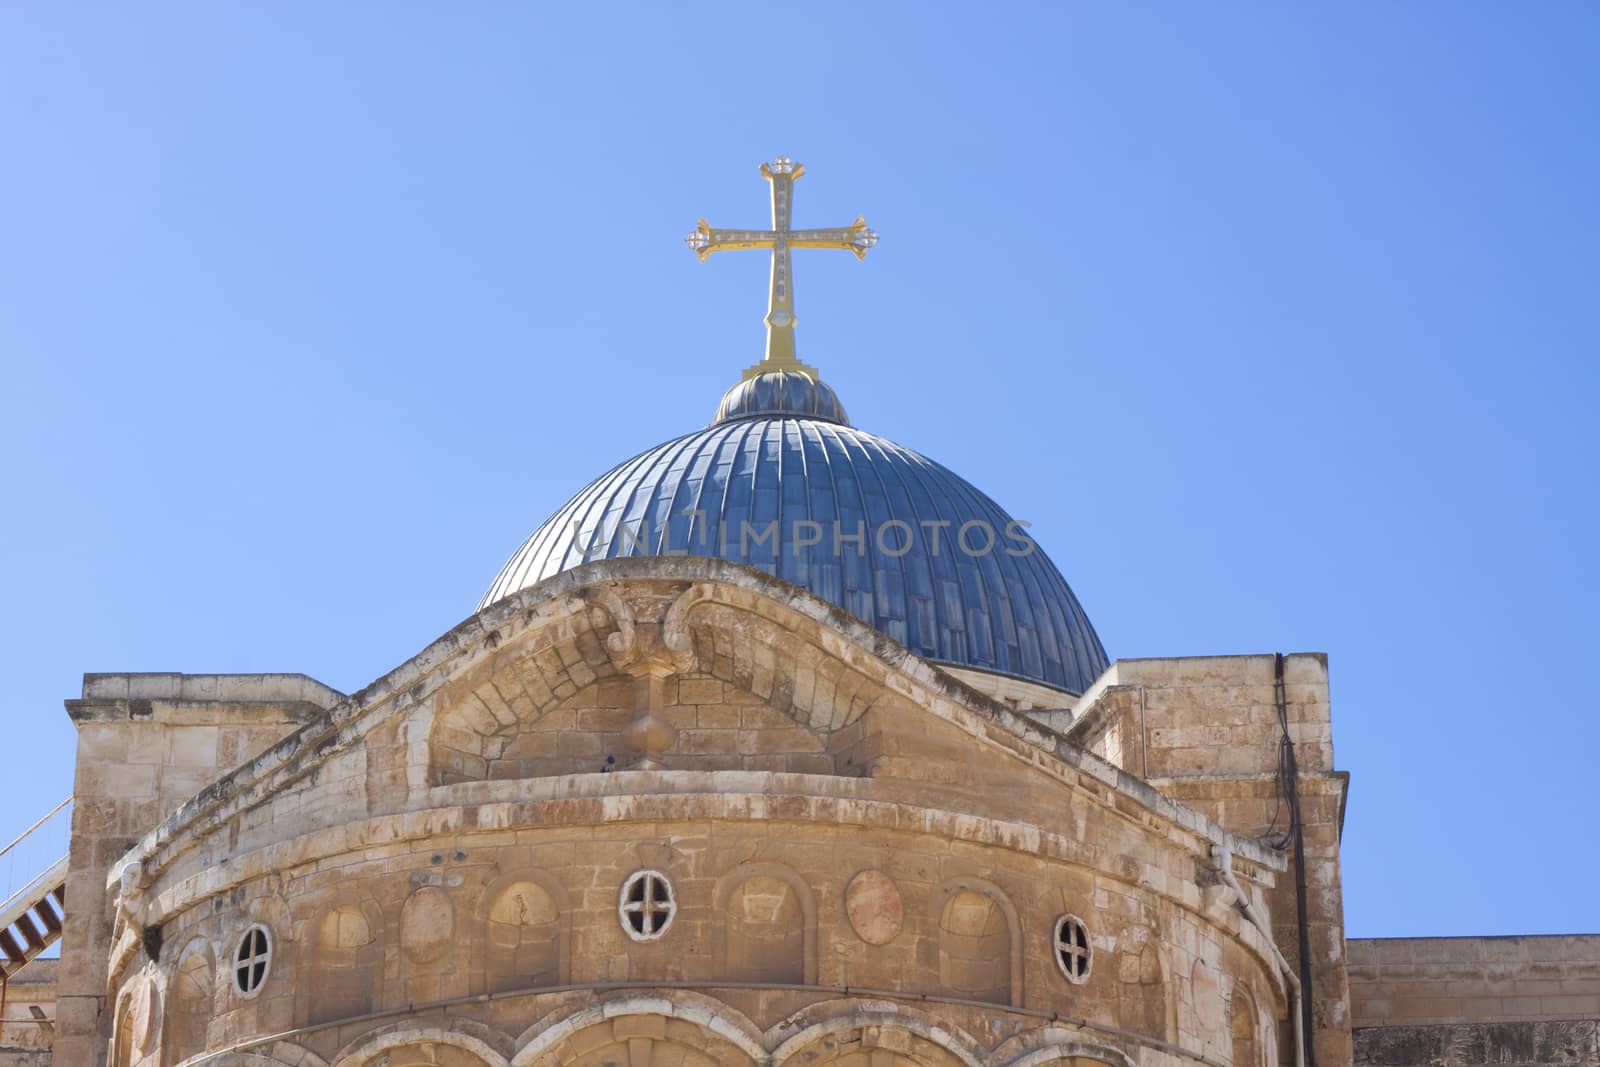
(481, 375, 1109, 694)
(713, 370, 849, 426)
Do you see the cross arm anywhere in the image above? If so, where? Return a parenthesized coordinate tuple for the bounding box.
(785, 216, 878, 260)
(684, 219, 778, 262)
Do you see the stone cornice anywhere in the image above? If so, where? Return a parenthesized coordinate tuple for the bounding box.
(111, 558, 1284, 907)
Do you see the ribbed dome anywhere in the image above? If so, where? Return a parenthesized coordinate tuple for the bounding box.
(714, 371, 849, 426)
(482, 411, 1109, 694)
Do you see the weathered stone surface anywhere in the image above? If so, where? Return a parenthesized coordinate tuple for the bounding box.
(12, 559, 1574, 1067)
(1354, 1019, 1599, 1066)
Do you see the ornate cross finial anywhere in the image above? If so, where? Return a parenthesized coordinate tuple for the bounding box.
(685, 155, 877, 381)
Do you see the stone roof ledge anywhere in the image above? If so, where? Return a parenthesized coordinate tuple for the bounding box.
(108, 557, 1285, 900)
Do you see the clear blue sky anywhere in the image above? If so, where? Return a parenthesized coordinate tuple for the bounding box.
(2, 4, 1595, 938)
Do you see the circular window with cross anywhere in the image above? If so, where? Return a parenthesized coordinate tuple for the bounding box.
(233, 924, 273, 997)
(618, 869, 677, 942)
(1053, 913, 1093, 983)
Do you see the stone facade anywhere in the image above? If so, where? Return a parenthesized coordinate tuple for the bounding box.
(1348, 936, 1600, 1067)
(1066, 657, 1351, 1067)
(2, 558, 1592, 1067)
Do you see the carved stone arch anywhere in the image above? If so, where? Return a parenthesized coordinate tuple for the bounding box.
(936, 875, 1023, 1007)
(1229, 979, 1262, 1067)
(165, 936, 216, 1063)
(111, 969, 163, 1065)
(425, 597, 619, 785)
(1114, 926, 1173, 1042)
(770, 1010, 983, 1067)
(179, 1049, 328, 1067)
(105, 912, 151, 1002)
(712, 860, 818, 984)
(297, 892, 384, 1028)
(686, 599, 891, 733)
(111, 990, 136, 1067)
(996, 1039, 1138, 1067)
(328, 1020, 512, 1067)
(471, 868, 572, 994)
(510, 994, 764, 1067)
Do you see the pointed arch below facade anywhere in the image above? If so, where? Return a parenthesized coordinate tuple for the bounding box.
(421, 570, 926, 787)
(421, 591, 615, 786)
(769, 1009, 984, 1067)
(996, 1040, 1139, 1067)
(712, 860, 819, 985)
(328, 1021, 512, 1067)
(510, 995, 767, 1067)
(176, 1049, 329, 1067)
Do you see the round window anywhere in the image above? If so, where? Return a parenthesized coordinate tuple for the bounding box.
(618, 870, 676, 942)
(1053, 913, 1093, 983)
(233, 925, 272, 997)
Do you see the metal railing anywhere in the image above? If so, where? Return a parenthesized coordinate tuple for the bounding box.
(0, 797, 72, 920)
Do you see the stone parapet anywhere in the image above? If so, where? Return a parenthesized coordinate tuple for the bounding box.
(1349, 935, 1600, 1026)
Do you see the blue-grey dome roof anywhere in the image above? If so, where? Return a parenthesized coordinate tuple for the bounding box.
(481, 390, 1109, 694)
(713, 370, 849, 426)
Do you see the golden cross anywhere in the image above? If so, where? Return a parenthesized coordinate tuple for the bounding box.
(685, 155, 877, 381)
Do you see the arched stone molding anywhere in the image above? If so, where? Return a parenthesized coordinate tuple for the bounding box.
(296, 892, 385, 1028)
(712, 860, 820, 984)
(769, 1008, 983, 1067)
(424, 600, 620, 785)
(176, 1048, 328, 1067)
(685, 600, 890, 733)
(471, 868, 573, 993)
(165, 936, 216, 1064)
(1228, 980, 1261, 1067)
(936, 875, 1024, 1008)
(328, 1020, 512, 1067)
(106, 924, 145, 999)
(994, 1036, 1139, 1067)
(423, 573, 920, 787)
(510, 994, 767, 1067)
(111, 990, 136, 1067)
(109, 964, 164, 1066)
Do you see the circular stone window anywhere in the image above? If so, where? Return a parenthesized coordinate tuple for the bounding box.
(618, 869, 676, 942)
(1053, 914, 1093, 983)
(233, 925, 272, 997)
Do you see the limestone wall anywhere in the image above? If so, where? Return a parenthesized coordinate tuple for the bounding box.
(1071, 654, 1350, 1067)
(53, 673, 340, 1067)
(1349, 936, 1600, 1066)
(109, 798, 1283, 1067)
(1349, 935, 1600, 1026)
(70, 562, 1299, 1067)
